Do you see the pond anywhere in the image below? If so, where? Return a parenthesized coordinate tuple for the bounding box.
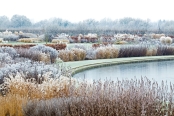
(73, 60, 174, 83)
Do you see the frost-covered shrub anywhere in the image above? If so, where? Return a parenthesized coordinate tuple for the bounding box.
(0, 34, 19, 41)
(16, 48, 40, 61)
(0, 47, 18, 59)
(86, 48, 97, 60)
(160, 36, 173, 45)
(0, 53, 12, 63)
(29, 45, 58, 63)
(74, 44, 88, 51)
(0, 61, 69, 84)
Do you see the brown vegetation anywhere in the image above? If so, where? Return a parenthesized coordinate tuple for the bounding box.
(16, 77, 174, 116)
(45, 43, 67, 50)
(58, 48, 86, 62)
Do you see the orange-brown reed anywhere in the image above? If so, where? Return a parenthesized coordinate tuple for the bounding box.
(0, 72, 77, 116)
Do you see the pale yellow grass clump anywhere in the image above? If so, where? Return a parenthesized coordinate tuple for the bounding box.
(4, 72, 77, 99)
(59, 48, 86, 62)
(146, 48, 157, 56)
(71, 48, 86, 61)
(160, 36, 173, 45)
(18, 38, 41, 43)
(96, 46, 119, 59)
(58, 50, 71, 62)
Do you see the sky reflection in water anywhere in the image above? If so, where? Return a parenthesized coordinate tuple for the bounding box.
(74, 60, 174, 84)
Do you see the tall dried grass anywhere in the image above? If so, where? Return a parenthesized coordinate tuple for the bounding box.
(157, 46, 174, 55)
(0, 94, 27, 116)
(2, 72, 76, 99)
(0, 72, 77, 115)
(23, 77, 174, 116)
(1, 72, 174, 116)
(119, 45, 147, 57)
(96, 46, 119, 59)
(58, 48, 86, 62)
(58, 50, 70, 62)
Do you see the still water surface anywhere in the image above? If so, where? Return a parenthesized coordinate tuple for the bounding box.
(73, 60, 174, 83)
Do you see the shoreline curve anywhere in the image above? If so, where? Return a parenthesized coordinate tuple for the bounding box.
(65, 55, 174, 76)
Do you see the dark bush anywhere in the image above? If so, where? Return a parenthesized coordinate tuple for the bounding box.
(118, 45, 147, 57)
(157, 45, 174, 55)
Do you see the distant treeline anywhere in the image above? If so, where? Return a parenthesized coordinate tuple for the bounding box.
(1, 15, 174, 35)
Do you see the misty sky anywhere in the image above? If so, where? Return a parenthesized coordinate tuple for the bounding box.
(0, 0, 173, 22)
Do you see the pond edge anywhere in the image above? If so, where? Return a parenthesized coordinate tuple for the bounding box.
(66, 56, 174, 76)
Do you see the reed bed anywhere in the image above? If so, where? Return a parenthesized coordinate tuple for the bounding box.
(1, 74, 174, 116)
(118, 45, 147, 57)
(157, 46, 174, 55)
(22, 77, 174, 116)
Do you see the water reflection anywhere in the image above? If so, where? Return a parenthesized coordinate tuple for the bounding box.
(73, 60, 174, 83)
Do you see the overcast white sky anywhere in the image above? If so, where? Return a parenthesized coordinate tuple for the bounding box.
(0, 0, 174, 23)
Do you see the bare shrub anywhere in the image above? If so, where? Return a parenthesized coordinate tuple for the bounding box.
(0, 53, 12, 63)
